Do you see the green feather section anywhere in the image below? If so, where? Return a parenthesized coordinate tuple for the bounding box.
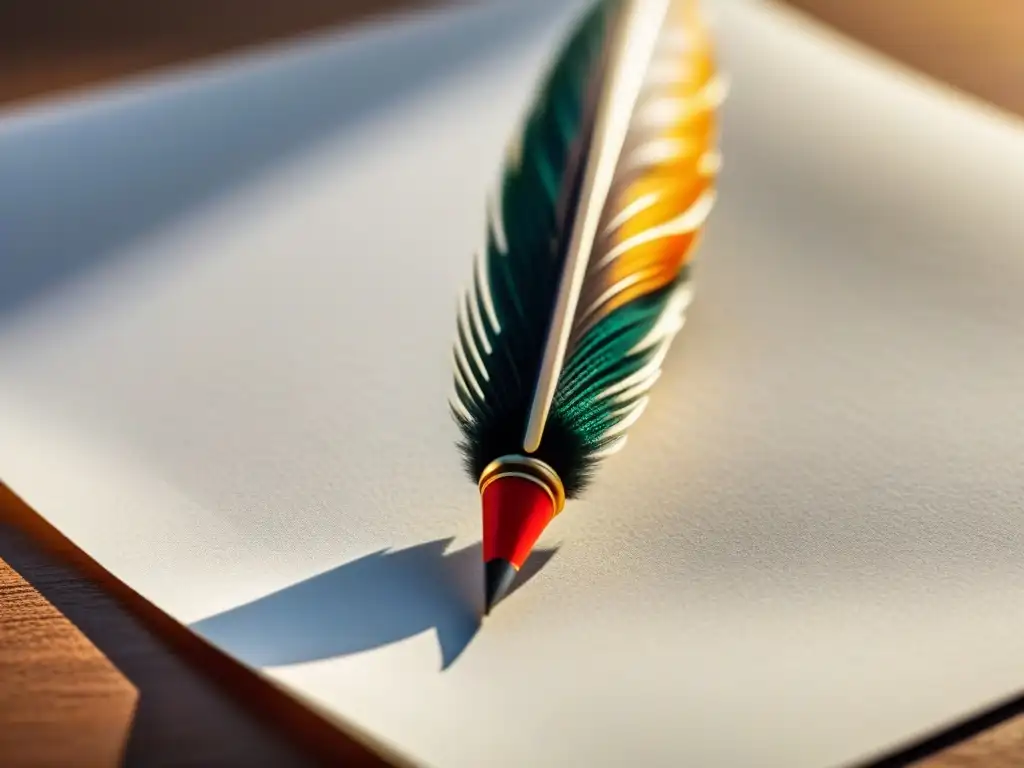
(551, 274, 688, 486)
(453, 0, 624, 495)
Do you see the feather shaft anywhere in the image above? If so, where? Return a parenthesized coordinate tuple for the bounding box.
(523, 0, 671, 454)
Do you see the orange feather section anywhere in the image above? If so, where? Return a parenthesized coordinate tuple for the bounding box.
(575, 0, 722, 337)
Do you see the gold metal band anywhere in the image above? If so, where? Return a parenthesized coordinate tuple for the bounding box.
(478, 455, 567, 516)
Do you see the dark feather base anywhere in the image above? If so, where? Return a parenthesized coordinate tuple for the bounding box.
(454, 407, 594, 499)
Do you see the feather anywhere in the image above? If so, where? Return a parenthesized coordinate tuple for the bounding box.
(451, 0, 722, 498)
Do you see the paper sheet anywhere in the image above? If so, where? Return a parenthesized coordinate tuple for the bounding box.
(3, 1, 1024, 766)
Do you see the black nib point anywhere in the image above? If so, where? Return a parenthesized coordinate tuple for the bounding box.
(484, 558, 517, 615)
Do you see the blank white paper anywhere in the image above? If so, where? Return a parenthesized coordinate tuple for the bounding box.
(2, 1, 1024, 766)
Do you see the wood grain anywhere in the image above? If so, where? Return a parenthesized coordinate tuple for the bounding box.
(779, 0, 1024, 119)
(0, 551, 136, 767)
(915, 715, 1024, 767)
(0, 0, 439, 109)
(0, 527, 311, 767)
(0, 484, 405, 768)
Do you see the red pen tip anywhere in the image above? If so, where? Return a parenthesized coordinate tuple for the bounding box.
(480, 474, 556, 613)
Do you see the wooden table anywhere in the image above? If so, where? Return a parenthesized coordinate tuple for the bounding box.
(1, 2, 1022, 765)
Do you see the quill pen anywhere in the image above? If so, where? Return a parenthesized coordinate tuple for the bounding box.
(450, 0, 724, 612)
